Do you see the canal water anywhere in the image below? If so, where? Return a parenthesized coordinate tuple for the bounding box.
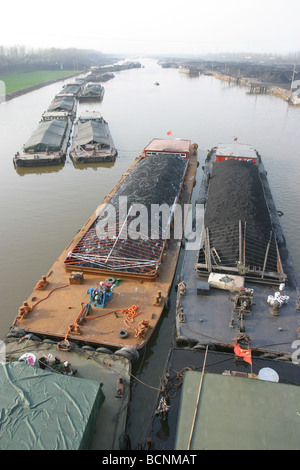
(0, 57, 299, 449)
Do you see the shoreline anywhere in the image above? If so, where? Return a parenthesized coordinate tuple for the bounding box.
(2, 72, 83, 102)
(210, 71, 292, 102)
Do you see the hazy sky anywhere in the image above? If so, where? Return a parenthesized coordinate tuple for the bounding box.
(1, 0, 300, 56)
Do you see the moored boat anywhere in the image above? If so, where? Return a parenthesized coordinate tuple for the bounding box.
(2, 334, 131, 450)
(78, 83, 105, 102)
(70, 111, 117, 164)
(11, 139, 198, 355)
(47, 95, 77, 120)
(56, 82, 82, 97)
(13, 111, 73, 167)
(144, 347, 300, 450)
(175, 142, 300, 357)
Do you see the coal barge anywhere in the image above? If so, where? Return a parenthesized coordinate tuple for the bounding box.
(11, 139, 198, 356)
(175, 142, 299, 355)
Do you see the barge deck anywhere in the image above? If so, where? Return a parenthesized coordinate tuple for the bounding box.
(12, 139, 198, 353)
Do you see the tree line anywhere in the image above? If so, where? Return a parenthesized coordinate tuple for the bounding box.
(0, 45, 118, 74)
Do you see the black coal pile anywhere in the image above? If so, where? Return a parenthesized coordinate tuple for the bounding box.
(204, 159, 278, 272)
(97, 153, 188, 233)
(66, 154, 188, 274)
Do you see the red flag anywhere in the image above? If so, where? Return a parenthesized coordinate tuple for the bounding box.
(233, 342, 252, 364)
(167, 130, 172, 136)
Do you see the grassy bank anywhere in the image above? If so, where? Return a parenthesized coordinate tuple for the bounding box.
(0, 70, 82, 95)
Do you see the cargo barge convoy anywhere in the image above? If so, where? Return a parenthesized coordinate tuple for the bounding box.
(70, 111, 117, 164)
(144, 143, 300, 450)
(10, 139, 198, 355)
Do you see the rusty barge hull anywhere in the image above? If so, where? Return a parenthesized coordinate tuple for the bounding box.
(13, 140, 198, 351)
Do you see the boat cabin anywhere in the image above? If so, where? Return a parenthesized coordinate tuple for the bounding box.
(144, 138, 191, 159)
(215, 143, 258, 164)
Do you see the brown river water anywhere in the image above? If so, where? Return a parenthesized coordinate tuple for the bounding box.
(0, 57, 299, 448)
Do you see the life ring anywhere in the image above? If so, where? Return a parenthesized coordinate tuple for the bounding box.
(104, 155, 112, 162)
(52, 158, 59, 165)
(105, 277, 116, 284)
(16, 159, 24, 166)
(118, 329, 129, 339)
(77, 157, 84, 164)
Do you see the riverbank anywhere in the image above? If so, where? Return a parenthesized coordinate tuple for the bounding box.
(1, 71, 83, 102)
(211, 71, 292, 101)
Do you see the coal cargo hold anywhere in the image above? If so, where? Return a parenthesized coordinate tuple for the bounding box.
(65, 154, 188, 276)
(204, 159, 277, 273)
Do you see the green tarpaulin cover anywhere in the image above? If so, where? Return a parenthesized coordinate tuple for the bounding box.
(76, 120, 109, 146)
(0, 361, 105, 450)
(81, 85, 103, 96)
(24, 119, 67, 152)
(175, 371, 300, 450)
(48, 97, 75, 112)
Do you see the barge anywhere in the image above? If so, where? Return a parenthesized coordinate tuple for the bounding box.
(13, 111, 73, 167)
(144, 347, 300, 450)
(2, 334, 131, 450)
(70, 111, 117, 164)
(175, 142, 300, 356)
(56, 83, 82, 97)
(78, 83, 105, 102)
(47, 95, 77, 120)
(11, 139, 198, 354)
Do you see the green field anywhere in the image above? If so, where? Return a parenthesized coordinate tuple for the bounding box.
(0, 70, 82, 95)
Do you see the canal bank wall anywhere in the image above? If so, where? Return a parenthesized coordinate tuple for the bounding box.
(211, 71, 292, 102)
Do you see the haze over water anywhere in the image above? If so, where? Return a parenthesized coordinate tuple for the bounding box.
(0, 57, 299, 447)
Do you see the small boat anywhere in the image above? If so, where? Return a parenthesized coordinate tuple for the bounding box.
(144, 347, 300, 450)
(70, 111, 117, 164)
(78, 83, 105, 102)
(13, 111, 73, 167)
(2, 334, 131, 450)
(175, 143, 299, 355)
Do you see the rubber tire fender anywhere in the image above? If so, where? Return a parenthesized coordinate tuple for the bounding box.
(118, 329, 129, 339)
